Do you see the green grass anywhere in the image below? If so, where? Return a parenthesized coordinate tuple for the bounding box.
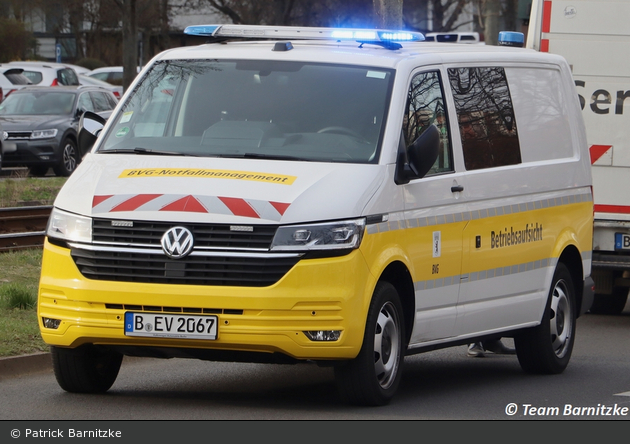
(0, 176, 66, 357)
(0, 249, 48, 356)
(1, 282, 37, 309)
(0, 307, 48, 356)
(0, 174, 67, 207)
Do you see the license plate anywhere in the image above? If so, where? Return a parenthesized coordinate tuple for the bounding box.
(2, 141, 16, 153)
(124, 312, 217, 340)
(615, 233, 630, 250)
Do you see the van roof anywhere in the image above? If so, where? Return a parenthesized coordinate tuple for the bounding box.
(156, 37, 561, 71)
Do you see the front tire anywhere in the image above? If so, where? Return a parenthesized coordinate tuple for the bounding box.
(334, 281, 405, 406)
(51, 345, 123, 393)
(515, 263, 576, 374)
(53, 138, 78, 176)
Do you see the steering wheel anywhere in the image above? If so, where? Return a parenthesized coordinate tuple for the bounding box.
(317, 126, 366, 141)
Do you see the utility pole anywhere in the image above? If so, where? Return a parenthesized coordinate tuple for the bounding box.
(373, 0, 403, 29)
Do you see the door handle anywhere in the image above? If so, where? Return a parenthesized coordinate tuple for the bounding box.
(451, 185, 464, 193)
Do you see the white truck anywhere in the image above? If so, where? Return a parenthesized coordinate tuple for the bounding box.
(527, 0, 630, 314)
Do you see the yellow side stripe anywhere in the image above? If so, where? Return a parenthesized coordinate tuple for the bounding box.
(366, 191, 593, 235)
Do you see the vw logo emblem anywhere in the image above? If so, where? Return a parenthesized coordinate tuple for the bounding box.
(161, 227, 194, 259)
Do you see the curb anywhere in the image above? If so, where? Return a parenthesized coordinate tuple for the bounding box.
(0, 352, 52, 379)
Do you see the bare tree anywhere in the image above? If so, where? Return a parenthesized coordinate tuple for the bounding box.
(114, 0, 138, 92)
(65, 0, 86, 59)
(404, 0, 472, 34)
(192, 0, 383, 28)
(196, 0, 297, 25)
(373, 0, 402, 29)
(480, 0, 500, 45)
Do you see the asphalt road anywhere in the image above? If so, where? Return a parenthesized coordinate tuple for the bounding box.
(2, 305, 629, 422)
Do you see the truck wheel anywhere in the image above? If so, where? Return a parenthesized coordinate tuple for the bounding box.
(515, 263, 576, 374)
(589, 287, 628, 315)
(334, 281, 405, 406)
(51, 345, 123, 393)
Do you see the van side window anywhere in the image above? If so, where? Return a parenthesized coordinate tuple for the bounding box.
(403, 70, 453, 175)
(448, 67, 522, 170)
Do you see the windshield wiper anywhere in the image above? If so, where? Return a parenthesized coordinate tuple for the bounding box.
(100, 148, 197, 156)
(217, 152, 311, 161)
(133, 147, 197, 156)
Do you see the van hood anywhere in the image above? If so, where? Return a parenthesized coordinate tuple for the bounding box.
(55, 154, 386, 224)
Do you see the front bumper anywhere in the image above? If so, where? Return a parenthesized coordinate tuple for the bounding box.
(37, 240, 374, 361)
(2, 138, 61, 168)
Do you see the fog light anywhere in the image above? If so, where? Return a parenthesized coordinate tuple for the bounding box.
(42, 317, 61, 329)
(39, 155, 50, 160)
(304, 330, 341, 341)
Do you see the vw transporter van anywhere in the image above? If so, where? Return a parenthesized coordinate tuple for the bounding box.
(38, 25, 594, 406)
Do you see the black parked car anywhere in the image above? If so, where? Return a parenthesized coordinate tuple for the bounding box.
(0, 85, 118, 176)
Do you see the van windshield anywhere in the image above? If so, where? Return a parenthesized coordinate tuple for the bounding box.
(98, 59, 394, 164)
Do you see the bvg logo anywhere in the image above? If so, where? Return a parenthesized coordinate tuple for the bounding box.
(161, 227, 194, 259)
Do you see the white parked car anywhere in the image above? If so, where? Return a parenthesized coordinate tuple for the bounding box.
(0, 65, 33, 102)
(7, 61, 80, 87)
(63, 64, 92, 76)
(424, 31, 484, 44)
(85, 65, 142, 86)
(78, 74, 122, 100)
(85, 66, 123, 85)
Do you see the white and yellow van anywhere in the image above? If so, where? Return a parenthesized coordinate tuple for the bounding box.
(38, 25, 594, 406)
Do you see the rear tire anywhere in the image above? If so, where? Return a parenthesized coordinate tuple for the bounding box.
(589, 287, 628, 315)
(334, 281, 405, 406)
(515, 263, 576, 374)
(51, 345, 123, 393)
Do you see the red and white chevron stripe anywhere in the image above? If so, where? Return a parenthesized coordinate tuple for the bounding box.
(92, 194, 290, 221)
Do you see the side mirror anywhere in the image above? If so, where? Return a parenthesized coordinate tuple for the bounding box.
(395, 125, 440, 184)
(78, 111, 107, 157)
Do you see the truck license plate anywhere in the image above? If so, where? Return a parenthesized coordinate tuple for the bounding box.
(615, 233, 630, 250)
(124, 312, 217, 340)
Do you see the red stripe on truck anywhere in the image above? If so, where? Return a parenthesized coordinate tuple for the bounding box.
(594, 205, 630, 214)
(540, 39, 549, 52)
(218, 197, 260, 218)
(589, 145, 612, 164)
(542, 1, 552, 33)
(160, 196, 208, 213)
(111, 194, 163, 212)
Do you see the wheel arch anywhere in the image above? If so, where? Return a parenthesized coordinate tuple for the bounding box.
(378, 261, 415, 348)
(61, 128, 78, 144)
(558, 244, 585, 318)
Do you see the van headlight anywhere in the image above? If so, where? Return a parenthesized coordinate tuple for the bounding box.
(47, 208, 92, 243)
(270, 218, 365, 251)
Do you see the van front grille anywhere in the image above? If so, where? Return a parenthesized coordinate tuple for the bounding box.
(71, 248, 300, 287)
(92, 218, 277, 250)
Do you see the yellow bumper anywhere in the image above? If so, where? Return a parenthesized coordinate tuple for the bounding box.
(37, 240, 374, 360)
